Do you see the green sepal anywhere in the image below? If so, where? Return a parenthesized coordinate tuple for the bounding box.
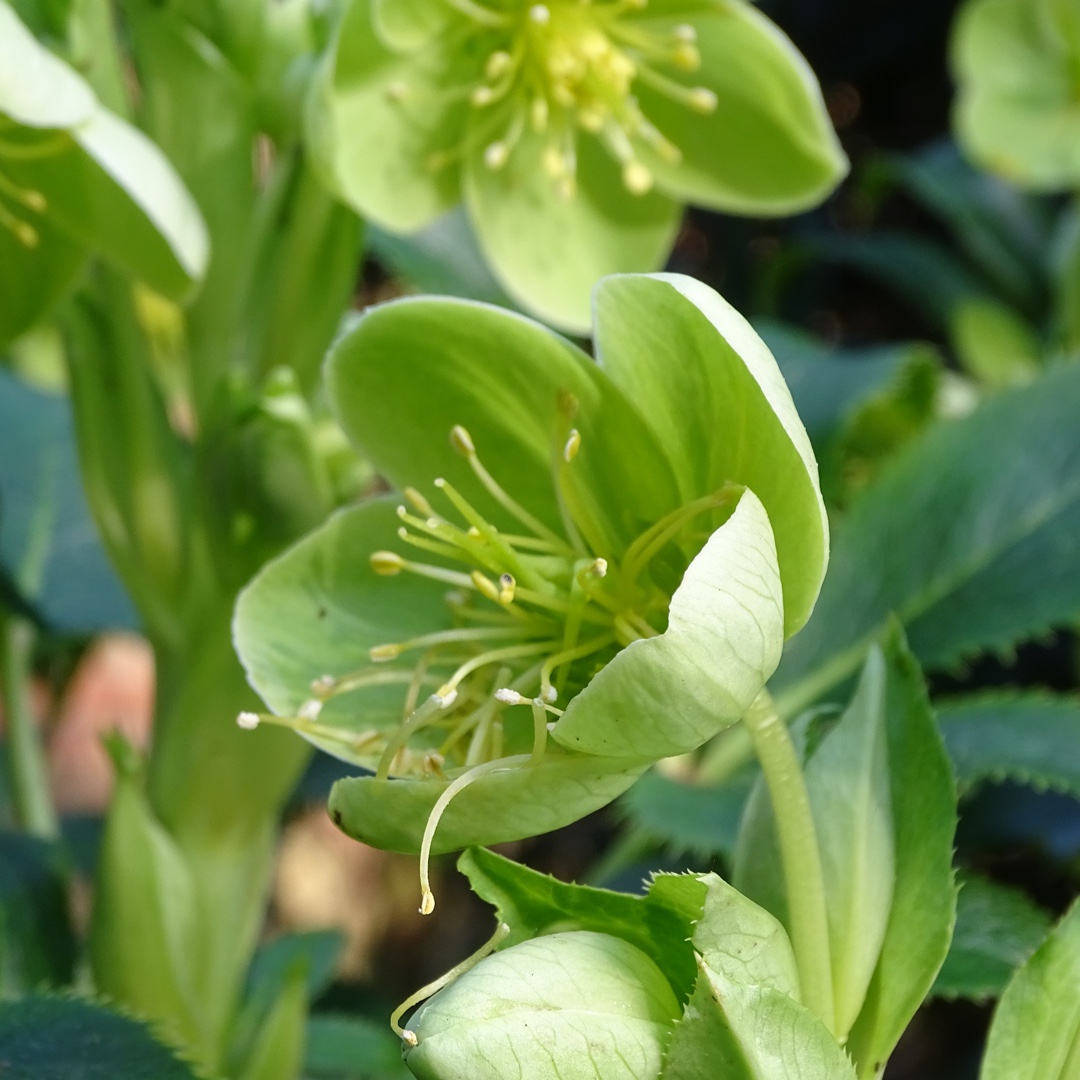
(630, 0, 848, 216)
(88, 734, 206, 1059)
(593, 273, 828, 636)
(306, 0, 474, 232)
(979, 899, 1080, 1080)
(325, 293, 681, 557)
(952, 0, 1080, 190)
(463, 126, 682, 334)
(327, 751, 648, 856)
(552, 488, 784, 759)
(661, 960, 857, 1080)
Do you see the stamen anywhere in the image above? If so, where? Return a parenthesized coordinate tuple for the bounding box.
(539, 632, 617, 703)
(529, 697, 549, 761)
(529, 4, 551, 24)
(418, 755, 532, 913)
(376, 692, 458, 782)
(438, 640, 556, 697)
(390, 920, 510, 1038)
(442, 0, 510, 27)
(404, 487, 437, 517)
(369, 625, 533, 663)
(634, 64, 717, 113)
(498, 573, 516, 604)
(622, 160, 654, 195)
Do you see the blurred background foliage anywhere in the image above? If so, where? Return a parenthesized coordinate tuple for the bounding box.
(3, 0, 1080, 1077)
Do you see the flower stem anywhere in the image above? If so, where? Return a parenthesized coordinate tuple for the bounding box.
(1, 614, 58, 839)
(741, 689, 835, 1035)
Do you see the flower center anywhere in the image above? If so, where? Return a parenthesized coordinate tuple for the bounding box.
(0, 117, 67, 249)
(420, 0, 717, 197)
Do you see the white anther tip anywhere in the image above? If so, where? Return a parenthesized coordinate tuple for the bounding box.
(484, 141, 510, 170)
(237, 711, 260, 730)
(544, 686, 559, 703)
(434, 688, 459, 709)
(529, 3, 550, 22)
(420, 891, 436, 915)
(593, 557, 609, 577)
(402, 1030, 419, 1048)
(623, 160, 654, 195)
(495, 688, 527, 705)
(299, 699, 322, 721)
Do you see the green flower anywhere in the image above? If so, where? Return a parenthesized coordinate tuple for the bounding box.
(232, 272, 827, 912)
(393, 849, 857, 1080)
(0, 1, 208, 347)
(307, 0, 847, 332)
(953, 0, 1080, 190)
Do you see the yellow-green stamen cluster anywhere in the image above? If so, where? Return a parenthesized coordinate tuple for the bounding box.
(0, 118, 66, 248)
(419, 0, 718, 197)
(239, 417, 736, 913)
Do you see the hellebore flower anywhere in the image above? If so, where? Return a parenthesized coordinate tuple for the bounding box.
(307, 0, 847, 332)
(0, 1, 208, 347)
(953, 0, 1080, 190)
(233, 272, 827, 912)
(392, 849, 858, 1080)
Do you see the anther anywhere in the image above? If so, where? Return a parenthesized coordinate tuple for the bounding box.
(370, 643, 402, 662)
(563, 429, 582, 462)
(498, 573, 516, 604)
(311, 674, 337, 697)
(623, 160, 654, 195)
(404, 487, 436, 516)
(471, 84, 497, 106)
(299, 699, 323, 721)
(590, 558, 608, 577)
(673, 24, 697, 43)
(689, 88, 718, 113)
(371, 551, 406, 575)
(237, 711, 260, 730)
(672, 43, 700, 71)
(385, 81, 410, 103)
(485, 50, 513, 79)
(402, 1031, 419, 1048)
(471, 570, 502, 604)
(484, 141, 510, 170)
(495, 687, 529, 705)
(450, 424, 476, 456)
(529, 4, 550, 23)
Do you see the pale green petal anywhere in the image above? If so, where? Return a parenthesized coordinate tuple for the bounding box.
(307, 0, 475, 232)
(464, 125, 682, 334)
(552, 489, 784, 760)
(630, 0, 847, 214)
(952, 0, 1080, 190)
(372, 0, 446, 50)
(0, 1, 95, 127)
(593, 273, 828, 637)
(326, 294, 681, 556)
(232, 498, 452, 764)
(328, 753, 648, 855)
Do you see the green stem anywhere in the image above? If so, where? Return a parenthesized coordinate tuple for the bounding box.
(1, 615, 58, 839)
(741, 689, 835, 1035)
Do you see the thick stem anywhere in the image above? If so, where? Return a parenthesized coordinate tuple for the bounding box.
(1, 615, 58, 839)
(741, 689, 835, 1035)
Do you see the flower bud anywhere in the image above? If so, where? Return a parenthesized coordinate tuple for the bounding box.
(404, 931, 679, 1080)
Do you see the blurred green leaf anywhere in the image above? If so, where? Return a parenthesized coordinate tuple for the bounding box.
(773, 365, 1080, 718)
(0, 368, 136, 630)
(979, 899, 1080, 1080)
(304, 1014, 410, 1080)
(937, 693, 1080, 797)
(932, 875, 1052, 1001)
(949, 298, 1041, 388)
(238, 962, 307, 1080)
(0, 995, 201, 1079)
(0, 832, 75, 995)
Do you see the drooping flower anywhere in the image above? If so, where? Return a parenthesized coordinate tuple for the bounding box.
(953, 0, 1080, 190)
(0, 0, 207, 347)
(307, 0, 847, 332)
(232, 272, 827, 912)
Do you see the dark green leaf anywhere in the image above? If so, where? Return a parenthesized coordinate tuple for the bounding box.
(932, 875, 1052, 1001)
(0, 832, 75, 994)
(773, 364, 1080, 718)
(304, 1014, 410, 1080)
(0, 996, 201, 1079)
(0, 368, 135, 630)
(938, 692, 1080, 797)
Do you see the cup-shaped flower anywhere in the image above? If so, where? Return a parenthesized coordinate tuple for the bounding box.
(232, 272, 827, 911)
(404, 930, 680, 1080)
(953, 0, 1080, 190)
(0, 0, 208, 346)
(307, 0, 847, 332)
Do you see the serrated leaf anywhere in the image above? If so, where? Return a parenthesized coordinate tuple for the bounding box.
(932, 875, 1052, 1001)
(773, 364, 1080, 719)
(0, 996, 202, 1079)
(615, 766, 756, 861)
(0, 832, 75, 994)
(937, 692, 1080, 797)
(980, 899, 1080, 1080)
